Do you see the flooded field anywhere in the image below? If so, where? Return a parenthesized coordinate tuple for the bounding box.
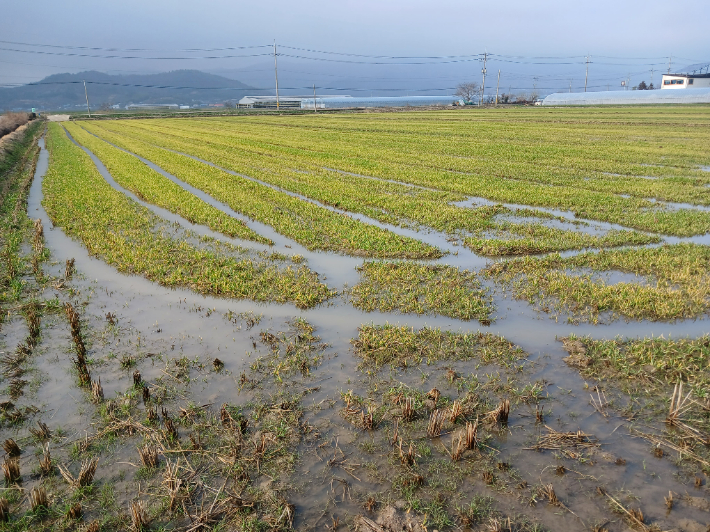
(1, 107, 709, 531)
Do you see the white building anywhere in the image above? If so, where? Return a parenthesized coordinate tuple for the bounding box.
(661, 73, 710, 89)
(237, 95, 347, 109)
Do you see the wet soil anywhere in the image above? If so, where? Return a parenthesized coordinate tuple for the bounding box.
(0, 133, 708, 531)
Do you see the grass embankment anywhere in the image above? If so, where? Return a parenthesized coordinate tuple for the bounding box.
(86, 119, 659, 255)
(96, 109, 710, 237)
(485, 244, 710, 322)
(352, 324, 526, 369)
(63, 123, 270, 244)
(78, 123, 441, 260)
(350, 262, 493, 322)
(42, 124, 333, 309)
(1, 119, 45, 305)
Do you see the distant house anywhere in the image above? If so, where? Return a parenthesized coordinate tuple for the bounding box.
(661, 73, 710, 89)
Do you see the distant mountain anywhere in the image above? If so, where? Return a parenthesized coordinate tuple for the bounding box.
(0, 70, 270, 111)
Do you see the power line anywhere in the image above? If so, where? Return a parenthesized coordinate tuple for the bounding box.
(0, 47, 274, 60)
(278, 45, 482, 60)
(6, 39, 696, 64)
(0, 40, 271, 52)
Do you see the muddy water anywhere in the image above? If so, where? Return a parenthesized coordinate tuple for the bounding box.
(10, 135, 710, 530)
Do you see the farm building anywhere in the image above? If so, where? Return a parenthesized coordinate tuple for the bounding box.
(661, 73, 710, 89)
(237, 95, 349, 109)
(542, 87, 710, 106)
(299, 96, 464, 109)
(237, 96, 303, 109)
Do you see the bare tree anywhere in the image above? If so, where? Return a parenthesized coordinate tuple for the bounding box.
(455, 82, 479, 103)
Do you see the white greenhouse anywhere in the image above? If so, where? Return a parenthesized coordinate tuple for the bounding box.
(542, 88, 710, 106)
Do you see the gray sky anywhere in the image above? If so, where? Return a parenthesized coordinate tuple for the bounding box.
(2, 0, 709, 94)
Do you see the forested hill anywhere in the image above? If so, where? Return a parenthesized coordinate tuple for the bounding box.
(0, 70, 268, 110)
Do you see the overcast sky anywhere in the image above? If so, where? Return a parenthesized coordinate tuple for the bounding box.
(2, 0, 709, 94)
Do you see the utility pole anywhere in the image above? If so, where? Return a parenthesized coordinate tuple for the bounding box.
(569, 81, 572, 93)
(584, 55, 590, 92)
(83, 80, 91, 118)
(480, 51, 488, 106)
(273, 40, 280, 110)
(495, 69, 500, 105)
(650, 66, 655, 87)
(313, 84, 317, 113)
(667, 55, 672, 74)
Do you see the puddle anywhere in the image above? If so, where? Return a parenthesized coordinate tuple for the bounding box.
(646, 197, 710, 213)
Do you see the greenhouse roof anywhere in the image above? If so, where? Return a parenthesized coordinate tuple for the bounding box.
(542, 88, 710, 106)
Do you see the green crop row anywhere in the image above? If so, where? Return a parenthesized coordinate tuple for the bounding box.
(43, 123, 333, 308)
(64, 123, 270, 244)
(484, 243, 710, 322)
(349, 261, 492, 321)
(78, 122, 442, 259)
(114, 110, 710, 236)
(465, 221, 658, 255)
(84, 120, 660, 254)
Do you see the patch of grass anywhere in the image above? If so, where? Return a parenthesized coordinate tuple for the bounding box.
(564, 334, 710, 395)
(350, 262, 493, 322)
(352, 324, 527, 369)
(485, 244, 710, 322)
(249, 318, 327, 382)
(457, 494, 495, 525)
